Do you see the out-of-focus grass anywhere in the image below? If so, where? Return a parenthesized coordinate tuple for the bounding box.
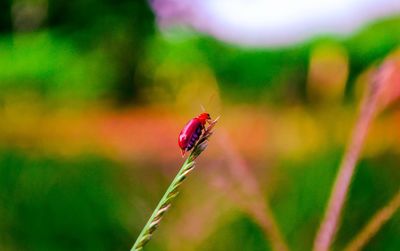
(269, 150, 341, 251)
(0, 150, 133, 251)
(200, 215, 271, 251)
(336, 153, 400, 251)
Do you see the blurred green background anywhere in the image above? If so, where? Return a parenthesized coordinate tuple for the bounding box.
(0, 1, 399, 250)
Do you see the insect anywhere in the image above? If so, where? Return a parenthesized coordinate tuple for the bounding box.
(178, 112, 211, 156)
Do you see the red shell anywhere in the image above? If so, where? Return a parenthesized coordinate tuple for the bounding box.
(178, 118, 201, 149)
(178, 113, 210, 156)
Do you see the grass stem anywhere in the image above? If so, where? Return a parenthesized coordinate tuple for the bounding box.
(312, 70, 383, 251)
(131, 118, 218, 251)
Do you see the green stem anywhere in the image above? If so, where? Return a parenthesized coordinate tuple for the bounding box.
(131, 118, 218, 251)
(131, 157, 193, 251)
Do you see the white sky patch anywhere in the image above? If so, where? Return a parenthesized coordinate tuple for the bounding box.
(152, 0, 400, 47)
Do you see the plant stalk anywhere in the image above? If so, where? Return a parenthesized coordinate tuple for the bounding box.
(312, 70, 383, 251)
(131, 118, 218, 251)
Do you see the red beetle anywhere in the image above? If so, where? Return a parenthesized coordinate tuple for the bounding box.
(178, 112, 211, 156)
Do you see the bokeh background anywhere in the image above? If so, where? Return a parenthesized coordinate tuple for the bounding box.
(0, 0, 399, 250)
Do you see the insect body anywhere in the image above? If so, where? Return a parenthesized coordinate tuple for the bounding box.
(178, 112, 211, 156)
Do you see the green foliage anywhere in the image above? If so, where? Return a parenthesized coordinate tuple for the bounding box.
(0, 150, 131, 251)
(269, 150, 341, 251)
(0, 32, 114, 102)
(336, 153, 400, 250)
(201, 215, 271, 251)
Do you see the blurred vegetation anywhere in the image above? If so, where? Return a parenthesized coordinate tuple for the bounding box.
(0, 0, 399, 250)
(0, 150, 132, 250)
(1, 1, 400, 105)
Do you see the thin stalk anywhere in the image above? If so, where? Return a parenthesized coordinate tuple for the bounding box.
(313, 70, 384, 251)
(313, 57, 400, 251)
(343, 189, 400, 251)
(131, 118, 218, 251)
(216, 131, 290, 251)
